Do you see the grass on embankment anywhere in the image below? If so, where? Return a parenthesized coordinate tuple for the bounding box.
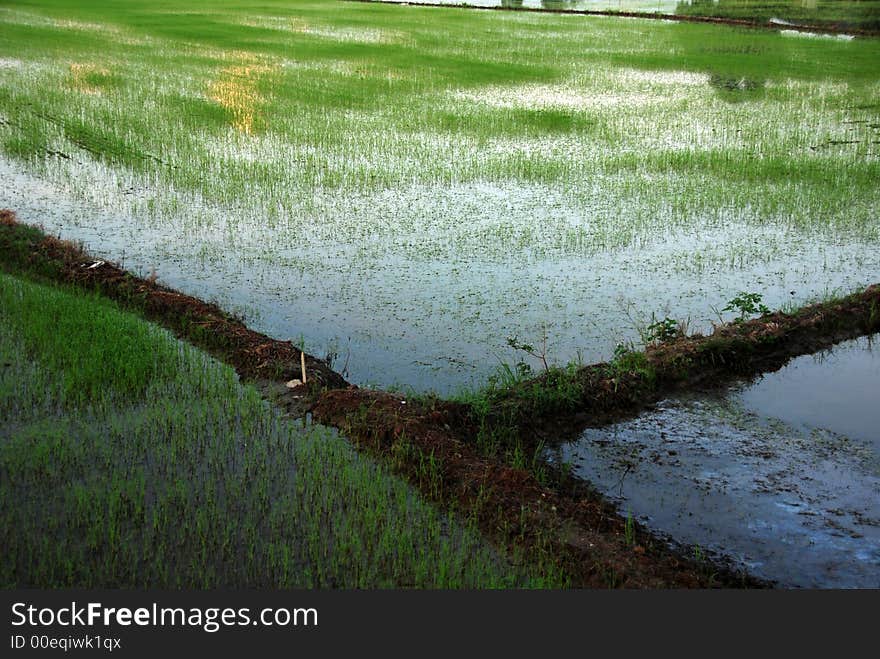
(0, 272, 551, 588)
(451, 285, 880, 468)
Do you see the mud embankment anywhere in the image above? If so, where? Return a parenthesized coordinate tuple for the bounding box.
(347, 0, 880, 38)
(4, 210, 878, 587)
(476, 285, 880, 453)
(0, 210, 347, 394)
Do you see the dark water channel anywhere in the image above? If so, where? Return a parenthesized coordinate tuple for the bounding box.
(737, 335, 880, 452)
(553, 335, 880, 587)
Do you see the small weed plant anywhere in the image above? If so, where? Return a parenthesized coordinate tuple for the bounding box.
(723, 292, 771, 322)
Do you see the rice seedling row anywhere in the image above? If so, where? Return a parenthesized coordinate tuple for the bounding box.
(0, 272, 546, 587)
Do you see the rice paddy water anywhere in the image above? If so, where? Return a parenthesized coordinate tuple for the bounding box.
(551, 335, 880, 588)
(1, 0, 878, 393)
(1, 0, 878, 586)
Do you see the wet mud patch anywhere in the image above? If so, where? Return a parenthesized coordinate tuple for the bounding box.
(553, 392, 880, 588)
(309, 387, 762, 587)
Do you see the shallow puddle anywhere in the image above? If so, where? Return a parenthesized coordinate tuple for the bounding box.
(553, 336, 880, 587)
(735, 335, 880, 450)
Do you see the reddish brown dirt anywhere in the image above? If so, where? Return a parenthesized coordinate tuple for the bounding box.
(0, 209, 347, 395)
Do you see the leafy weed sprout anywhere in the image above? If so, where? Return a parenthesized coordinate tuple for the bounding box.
(723, 291, 772, 322)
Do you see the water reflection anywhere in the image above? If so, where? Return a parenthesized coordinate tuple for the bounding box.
(734, 334, 880, 450)
(554, 334, 880, 587)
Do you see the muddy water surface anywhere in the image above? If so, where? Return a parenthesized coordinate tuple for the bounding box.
(554, 335, 880, 587)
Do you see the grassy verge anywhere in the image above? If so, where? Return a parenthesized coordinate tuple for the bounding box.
(0, 270, 546, 588)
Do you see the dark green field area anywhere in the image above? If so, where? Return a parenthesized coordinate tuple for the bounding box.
(0, 272, 553, 587)
(675, 1, 880, 30)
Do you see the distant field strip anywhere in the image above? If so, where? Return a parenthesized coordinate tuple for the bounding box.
(361, 0, 880, 32)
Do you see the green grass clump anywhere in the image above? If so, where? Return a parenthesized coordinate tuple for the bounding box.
(0, 273, 542, 588)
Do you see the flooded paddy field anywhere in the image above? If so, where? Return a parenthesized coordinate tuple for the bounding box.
(1, 0, 879, 394)
(1, 0, 879, 589)
(552, 335, 880, 588)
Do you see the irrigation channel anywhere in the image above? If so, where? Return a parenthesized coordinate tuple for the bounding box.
(2, 158, 878, 586)
(551, 335, 880, 588)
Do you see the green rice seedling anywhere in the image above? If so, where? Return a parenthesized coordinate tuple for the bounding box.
(0, 273, 556, 588)
(723, 291, 772, 321)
